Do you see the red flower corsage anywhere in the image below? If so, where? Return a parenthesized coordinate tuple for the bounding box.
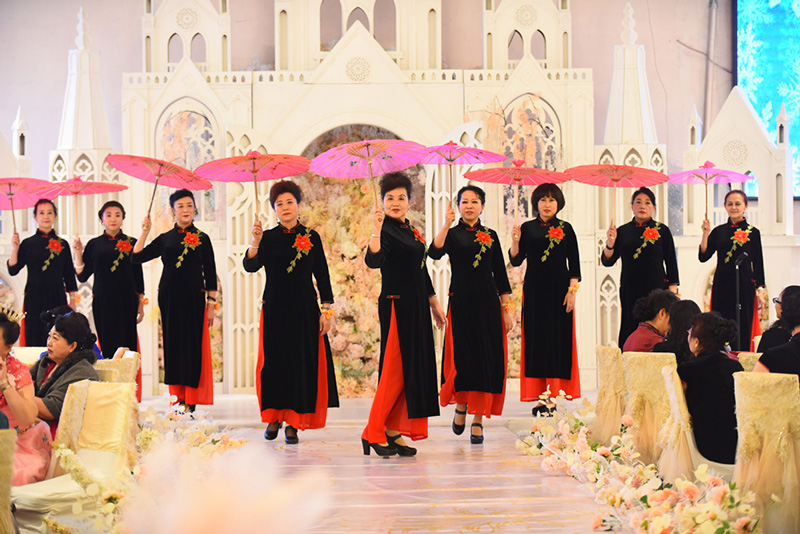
(633, 223, 661, 259)
(287, 228, 313, 273)
(410, 225, 427, 268)
(473, 228, 493, 267)
(176, 232, 202, 268)
(42, 238, 63, 271)
(725, 225, 753, 263)
(541, 222, 565, 262)
(111, 238, 134, 272)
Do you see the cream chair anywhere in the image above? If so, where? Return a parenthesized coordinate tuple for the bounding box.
(735, 352, 761, 373)
(733, 372, 800, 534)
(589, 345, 626, 446)
(621, 352, 677, 466)
(0, 429, 16, 534)
(95, 368, 120, 383)
(94, 351, 140, 384)
(11, 380, 139, 533)
(12, 347, 46, 368)
(752, 335, 762, 352)
(658, 367, 734, 483)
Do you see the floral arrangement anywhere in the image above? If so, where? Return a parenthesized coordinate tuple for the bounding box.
(42, 237, 63, 271)
(176, 231, 201, 268)
(287, 228, 313, 273)
(111, 238, 133, 272)
(541, 222, 565, 262)
(633, 224, 661, 259)
(515, 397, 767, 533)
(725, 225, 753, 264)
(473, 228, 493, 267)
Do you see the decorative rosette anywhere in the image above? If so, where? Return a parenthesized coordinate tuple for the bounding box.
(411, 225, 427, 268)
(42, 238, 63, 271)
(176, 232, 201, 268)
(541, 222, 565, 262)
(633, 223, 661, 259)
(287, 228, 313, 273)
(725, 225, 753, 264)
(111, 238, 134, 272)
(473, 228, 493, 267)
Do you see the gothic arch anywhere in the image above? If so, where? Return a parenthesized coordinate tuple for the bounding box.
(167, 33, 183, 64)
(347, 8, 369, 31)
(374, 0, 396, 51)
(320, 0, 342, 51)
(623, 148, 642, 167)
(191, 33, 207, 66)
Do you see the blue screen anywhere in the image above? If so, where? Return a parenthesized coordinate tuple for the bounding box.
(737, 0, 800, 197)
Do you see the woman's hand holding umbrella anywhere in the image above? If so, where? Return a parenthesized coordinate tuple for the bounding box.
(248, 220, 262, 260)
(509, 224, 522, 259)
(72, 237, 84, 274)
(134, 216, 152, 254)
(369, 208, 384, 254)
(603, 224, 617, 259)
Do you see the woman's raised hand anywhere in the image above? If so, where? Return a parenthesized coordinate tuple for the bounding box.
(10, 232, 20, 250)
(605, 224, 617, 249)
(701, 218, 711, 235)
(444, 206, 456, 227)
(141, 216, 152, 234)
(72, 237, 83, 255)
(251, 219, 263, 246)
(511, 225, 521, 243)
(372, 207, 384, 233)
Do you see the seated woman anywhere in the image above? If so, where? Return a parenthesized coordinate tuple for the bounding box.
(758, 285, 800, 352)
(652, 299, 702, 364)
(31, 310, 99, 437)
(622, 289, 679, 352)
(754, 290, 800, 378)
(679, 312, 742, 464)
(0, 308, 53, 485)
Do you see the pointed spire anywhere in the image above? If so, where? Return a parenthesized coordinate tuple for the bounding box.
(620, 2, 637, 46)
(75, 7, 88, 50)
(11, 106, 28, 133)
(777, 102, 790, 124)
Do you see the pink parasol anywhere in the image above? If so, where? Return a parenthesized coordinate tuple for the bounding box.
(565, 164, 669, 224)
(464, 160, 570, 224)
(105, 154, 212, 216)
(309, 139, 428, 207)
(421, 141, 506, 202)
(0, 177, 62, 233)
(668, 161, 753, 219)
(194, 151, 310, 218)
(51, 175, 128, 237)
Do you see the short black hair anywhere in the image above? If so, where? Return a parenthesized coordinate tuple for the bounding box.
(0, 312, 21, 346)
(169, 189, 195, 208)
(52, 311, 97, 352)
(633, 289, 680, 322)
(269, 180, 303, 208)
(631, 187, 656, 207)
(780, 290, 800, 330)
(33, 198, 57, 218)
(457, 185, 486, 205)
(723, 189, 748, 207)
(98, 200, 126, 221)
(531, 183, 565, 215)
(690, 312, 738, 353)
(380, 172, 412, 199)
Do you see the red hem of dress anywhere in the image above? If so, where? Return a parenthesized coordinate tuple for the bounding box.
(169, 316, 214, 405)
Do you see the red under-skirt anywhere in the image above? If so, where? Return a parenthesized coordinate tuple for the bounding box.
(19, 305, 25, 347)
(362, 302, 428, 443)
(255, 310, 330, 430)
(750, 294, 762, 351)
(520, 313, 581, 401)
(439, 308, 507, 417)
(169, 316, 214, 405)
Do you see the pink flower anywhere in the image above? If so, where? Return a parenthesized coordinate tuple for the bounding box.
(591, 515, 603, 530)
(596, 446, 611, 457)
(621, 414, 635, 427)
(681, 483, 700, 502)
(530, 423, 539, 433)
(734, 517, 753, 533)
(706, 476, 724, 488)
(708, 485, 727, 505)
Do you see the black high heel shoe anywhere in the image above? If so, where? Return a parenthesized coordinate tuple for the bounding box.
(452, 407, 467, 435)
(284, 425, 299, 444)
(361, 438, 397, 457)
(470, 423, 484, 444)
(264, 422, 282, 441)
(386, 433, 417, 456)
(531, 402, 554, 416)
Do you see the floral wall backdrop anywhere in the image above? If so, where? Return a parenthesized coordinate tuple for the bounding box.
(299, 124, 426, 397)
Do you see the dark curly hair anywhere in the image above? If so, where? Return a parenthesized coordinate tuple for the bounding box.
(269, 181, 302, 208)
(779, 289, 800, 330)
(633, 289, 680, 322)
(0, 312, 21, 347)
(690, 312, 738, 353)
(98, 200, 126, 221)
(531, 183, 565, 215)
(379, 172, 412, 199)
(52, 311, 97, 352)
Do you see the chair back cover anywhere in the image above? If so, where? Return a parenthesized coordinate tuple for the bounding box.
(590, 345, 625, 446)
(11, 347, 45, 368)
(94, 352, 140, 384)
(0, 429, 16, 534)
(95, 368, 121, 383)
(735, 352, 761, 373)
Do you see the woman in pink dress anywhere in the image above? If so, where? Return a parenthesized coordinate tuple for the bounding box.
(0, 309, 52, 485)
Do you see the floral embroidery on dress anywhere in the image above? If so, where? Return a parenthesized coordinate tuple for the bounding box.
(725, 225, 753, 264)
(472, 228, 493, 267)
(633, 223, 661, 259)
(176, 231, 201, 268)
(541, 221, 565, 262)
(410, 225, 427, 268)
(287, 227, 313, 273)
(111, 238, 134, 272)
(42, 238, 63, 271)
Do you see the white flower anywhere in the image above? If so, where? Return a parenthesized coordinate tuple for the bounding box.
(694, 463, 710, 483)
(72, 501, 83, 514)
(86, 483, 100, 496)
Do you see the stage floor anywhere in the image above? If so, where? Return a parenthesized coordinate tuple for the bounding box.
(141, 393, 605, 533)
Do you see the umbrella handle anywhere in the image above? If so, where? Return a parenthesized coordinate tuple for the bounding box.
(450, 165, 455, 206)
(146, 174, 162, 216)
(74, 194, 79, 239)
(252, 170, 260, 219)
(704, 182, 708, 221)
(9, 194, 16, 234)
(514, 180, 520, 227)
(368, 160, 378, 209)
(611, 183, 617, 227)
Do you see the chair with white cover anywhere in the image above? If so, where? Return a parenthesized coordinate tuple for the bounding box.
(0, 429, 16, 534)
(621, 352, 676, 466)
(11, 380, 138, 533)
(94, 350, 141, 402)
(735, 352, 761, 373)
(11, 347, 45, 369)
(589, 345, 625, 446)
(657, 366, 734, 483)
(94, 368, 120, 383)
(733, 372, 800, 534)
(752, 335, 762, 352)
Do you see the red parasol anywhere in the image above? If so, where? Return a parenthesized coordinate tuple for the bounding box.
(565, 164, 669, 224)
(51, 175, 128, 237)
(309, 139, 428, 207)
(668, 161, 753, 219)
(464, 159, 570, 224)
(105, 154, 212, 216)
(194, 150, 310, 218)
(0, 177, 62, 233)
(421, 141, 505, 202)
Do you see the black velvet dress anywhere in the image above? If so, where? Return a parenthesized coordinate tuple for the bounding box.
(698, 218, 765, 351)
(366, 216, 439, 420)
(7, 230, 77, 346)
(510, 217, 581, 399)
(77, 232, 144, 359)
(132, 224, 217, 390)
(601, 218, 679, 347)
(428, 220, 511, 415)
(243, 222, 339, 427)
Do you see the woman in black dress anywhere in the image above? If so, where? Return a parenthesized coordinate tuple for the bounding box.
(245, 181, 339, 445)
(132, 189, 217, 409)
(362, 173, 446, 457)
(699, 190, 766, 351)
(602, 187, 679, 348)
(758, 285, 800, 352)
(73, 201, 145, 360)
(429, 185, 513, 444)
(509, 183, 581, 414)
(7, 199, 77, 346)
